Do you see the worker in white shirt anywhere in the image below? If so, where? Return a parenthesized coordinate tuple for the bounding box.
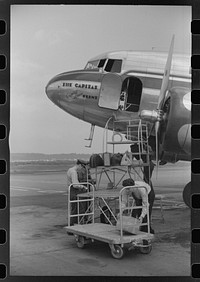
(67, 159, 88, 226)
(121, 178, 155, 234)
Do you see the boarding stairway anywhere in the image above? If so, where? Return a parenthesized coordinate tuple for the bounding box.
(103, 118, 151, 167)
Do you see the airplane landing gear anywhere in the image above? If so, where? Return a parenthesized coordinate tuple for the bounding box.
(183, 182, 191, 208)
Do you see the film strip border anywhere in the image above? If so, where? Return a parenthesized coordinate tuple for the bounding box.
(192, 0, 200, 276)
(0, 0, 9, 279)
(0, 1, 199, 281)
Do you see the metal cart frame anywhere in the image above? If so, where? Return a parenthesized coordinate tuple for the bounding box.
(67, 182, 95, 226)
(65, 184, 154, 259)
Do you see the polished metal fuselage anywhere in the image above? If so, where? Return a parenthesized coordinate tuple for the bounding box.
(46, 51, 191, 160)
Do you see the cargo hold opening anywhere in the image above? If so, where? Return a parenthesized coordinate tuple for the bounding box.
(120, 77, 142, 112)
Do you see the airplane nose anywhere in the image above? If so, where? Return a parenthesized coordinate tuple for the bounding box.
(45, 83, 49, 97)
(45, 77, 60, 103)
(45, 72, 86, 120)
(45, 72, 75, 101)
(45, 80, 54, 100)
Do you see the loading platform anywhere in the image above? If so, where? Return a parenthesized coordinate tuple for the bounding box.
(65, 118, 157, 258)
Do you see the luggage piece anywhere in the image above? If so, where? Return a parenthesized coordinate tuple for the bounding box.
(121, 151, 132, 166)
(89, 154, 104, 168)
(103, 152, 112, 166)
(110, 153, 123, 166)
(116, 216, 141, 234)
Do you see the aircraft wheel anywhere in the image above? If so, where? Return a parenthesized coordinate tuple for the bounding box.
(110, 245, 124, 259)
(183, 182, 191, 208)
(139, 240, 152, 254)
(76, 236, 85, 249)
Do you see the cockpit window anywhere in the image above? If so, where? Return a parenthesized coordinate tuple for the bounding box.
(105, 59, 122, 73)
(85, 58, 122, 73)
(98, 59, 106, 68)
(85, 60, 99, 70)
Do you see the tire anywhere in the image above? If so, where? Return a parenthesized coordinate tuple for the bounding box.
(110, 245, 124, 259)
(139, 240, 152, 254)
(183, 182, 191, 208)
(139, 245, 152, 254)
(76, 236, 85, 249)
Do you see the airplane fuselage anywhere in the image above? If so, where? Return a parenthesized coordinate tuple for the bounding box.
(46, 51, 191, 162)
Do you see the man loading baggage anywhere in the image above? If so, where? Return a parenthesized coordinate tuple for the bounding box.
(77, 161, 96, 188)
(121, 178, 155, 234)
(66, 159, 89, 227)
(77, 161, 96, 223)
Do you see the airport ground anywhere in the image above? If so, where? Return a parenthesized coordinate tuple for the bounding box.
(10, 162, 191, 276)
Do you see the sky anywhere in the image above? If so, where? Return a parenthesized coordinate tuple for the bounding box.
(10, 5, 191, 154)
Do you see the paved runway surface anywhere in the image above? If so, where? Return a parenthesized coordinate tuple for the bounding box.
(10, 162, 191, 276)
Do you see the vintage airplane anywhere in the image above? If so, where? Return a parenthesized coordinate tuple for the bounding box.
(45, 36, 191, 206)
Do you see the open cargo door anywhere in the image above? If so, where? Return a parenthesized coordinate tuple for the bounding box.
(98, 73, 122, 110)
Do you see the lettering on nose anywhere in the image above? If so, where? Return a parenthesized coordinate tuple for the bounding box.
(63, 82, 72, 87)
(62, 81, 99, 90)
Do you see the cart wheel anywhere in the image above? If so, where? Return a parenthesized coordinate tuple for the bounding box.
(139, 243, 152, 254)
(76, 236, 85, 249)
(110, 245, 124, 259)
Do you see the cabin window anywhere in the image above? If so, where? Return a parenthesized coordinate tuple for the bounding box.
(105, 59, 122, 73)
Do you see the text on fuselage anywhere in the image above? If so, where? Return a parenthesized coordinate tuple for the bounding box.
(63, 82, 98, 90)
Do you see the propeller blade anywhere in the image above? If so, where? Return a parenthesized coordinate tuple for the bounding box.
(157, 34, 175, 111)
(155, 121, 159, 176)
(155, 35, 175, 174)
(139, 36, 175, 176)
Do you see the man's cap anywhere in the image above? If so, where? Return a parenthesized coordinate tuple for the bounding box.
(76, 159, 89, 166)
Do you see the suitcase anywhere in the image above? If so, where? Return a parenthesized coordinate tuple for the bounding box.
(110, 153, 123, 166)
(120, 151, 132, 166)
(89, 154, 104, 168)
(116, 216, 141, 234)
(103, 152, 112, 166)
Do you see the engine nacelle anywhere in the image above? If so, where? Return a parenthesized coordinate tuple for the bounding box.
(162, 87, 191, 160)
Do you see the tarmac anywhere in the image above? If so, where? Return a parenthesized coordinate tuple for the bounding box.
(10, 162, 191, 276)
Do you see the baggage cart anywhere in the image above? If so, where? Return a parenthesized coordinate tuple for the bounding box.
(65, 183, 154, 259)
